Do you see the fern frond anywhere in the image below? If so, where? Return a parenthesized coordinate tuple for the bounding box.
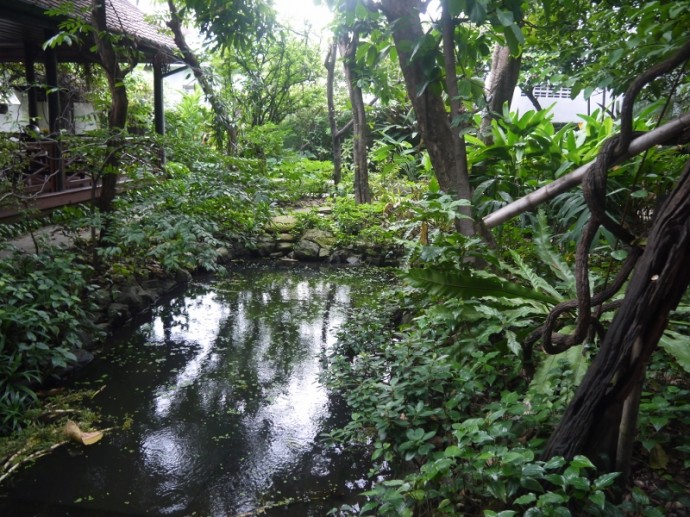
(405, 268, 559, 305)
(507, 250, 563, 301)
(533, 210, 576, 291)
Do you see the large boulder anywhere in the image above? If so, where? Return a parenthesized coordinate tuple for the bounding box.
(277, 232, 297, 243)
(107, 303, 131, 326)
(293, 239, 321, 260)
(302, 229, 335, 249)
(267, 215, 300, 233)
(116, 285, 156, 313)
(293, 229, 336, 261)
(276, 242, 294, 253)
(255, 236, 277, 257)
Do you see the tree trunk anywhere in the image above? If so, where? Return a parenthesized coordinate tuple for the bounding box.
(379, 0, 474, 235)
(543, 158, 690, 475)
(91, 0, 128, 215)
(167, 0, 236, 154)
(325, 40, 343, 186)
(441, 2, 474, 236)
(339, 30, 371, 204)
(480, 44, 521, 140)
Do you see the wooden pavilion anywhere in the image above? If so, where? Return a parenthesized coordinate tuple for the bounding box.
(0, 0, 180, 219)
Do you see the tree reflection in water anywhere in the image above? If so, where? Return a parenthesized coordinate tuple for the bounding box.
(0, 265, 388, 517)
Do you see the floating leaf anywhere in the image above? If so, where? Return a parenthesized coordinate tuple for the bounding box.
(64, 420, 104, 446)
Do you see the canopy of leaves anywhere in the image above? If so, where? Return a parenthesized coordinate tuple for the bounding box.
(178, 0, 276, 51)
(219, 28, 324, 127)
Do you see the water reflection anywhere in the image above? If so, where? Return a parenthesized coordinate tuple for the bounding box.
(1, 266, 384, 516)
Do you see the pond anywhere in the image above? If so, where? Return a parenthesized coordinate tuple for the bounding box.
(0, 265, 389, 516)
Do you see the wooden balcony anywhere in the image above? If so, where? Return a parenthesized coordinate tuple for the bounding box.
(0, 135, 162, 221)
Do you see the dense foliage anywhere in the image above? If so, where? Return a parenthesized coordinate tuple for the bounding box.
(1, 0, 690, 513)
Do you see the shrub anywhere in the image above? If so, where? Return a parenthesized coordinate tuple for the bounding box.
(0, 248, 98, 433)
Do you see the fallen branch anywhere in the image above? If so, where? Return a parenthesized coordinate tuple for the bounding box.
(0, 425, 118, 486)
(483, 111, 690, 229)
(0, 441, 68, 485)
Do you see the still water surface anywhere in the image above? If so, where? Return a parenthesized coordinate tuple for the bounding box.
(1, 265, 385, 516)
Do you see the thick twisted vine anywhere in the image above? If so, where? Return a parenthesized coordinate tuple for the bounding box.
(525, 38, 690, 359)
(532, 137, 641, 356)
(583, 137, 636, 244)
(587, 39, 690, 243)
(525, 244, 641, 355)
(618, 39, 690, 155)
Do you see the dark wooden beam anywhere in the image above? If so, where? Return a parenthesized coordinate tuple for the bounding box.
(0, 185, 101, 221)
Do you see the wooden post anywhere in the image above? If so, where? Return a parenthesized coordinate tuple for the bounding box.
(43, 30, 63, 191)
(153, 55, 165, 136)
(153, 54, 166, 166)
(23, 42, 39, 125)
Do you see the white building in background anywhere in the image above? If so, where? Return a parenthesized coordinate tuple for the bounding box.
(162, 67, 198, 107)
(0, 64, 195, 135)
(0, 87, 98, 134)
(510, 85, 615, 123)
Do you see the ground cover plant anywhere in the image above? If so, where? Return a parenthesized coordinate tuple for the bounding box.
(324, 212, 690, 515)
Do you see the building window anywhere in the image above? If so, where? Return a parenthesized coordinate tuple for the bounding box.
(522, 86, 572, 99)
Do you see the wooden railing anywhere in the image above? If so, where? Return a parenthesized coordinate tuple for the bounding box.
(0, 134, 163, 220)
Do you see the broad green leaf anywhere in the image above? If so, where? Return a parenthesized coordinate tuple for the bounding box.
(444, 445, 463, 457)
(496, 8, 514, 26)
(506, 330, 522, 357)
(521, 477, 544, 493)
(467, 0, 489, 24)
(538, 491, 566, 505)
(659, 329, 690, 373)
(515, 493, 537, 505)
(593, 471, 620, 490)
(503, 24, 524, 55)
(589, 490, 606, 509)
(529, 345, 589, 396)
(544, 456, 566, 470)
(571, 455, 595, 469)
(649, 444, 669, 469)
(448, 0, 466, 17)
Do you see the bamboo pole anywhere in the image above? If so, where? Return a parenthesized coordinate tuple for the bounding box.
(482, 111, 690, 229)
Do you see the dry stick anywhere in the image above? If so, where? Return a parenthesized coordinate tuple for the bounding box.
(1, 445, 33, 473)
(483, 111, 690, 229)
(90, 385, 106, 398)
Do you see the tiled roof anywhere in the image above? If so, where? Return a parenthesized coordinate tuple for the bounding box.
(19, 0, 175, 52)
